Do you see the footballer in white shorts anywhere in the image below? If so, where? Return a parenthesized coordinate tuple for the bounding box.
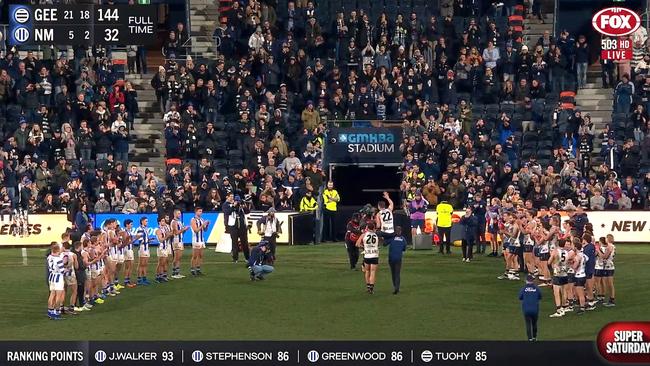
(49, 275, 65, 291)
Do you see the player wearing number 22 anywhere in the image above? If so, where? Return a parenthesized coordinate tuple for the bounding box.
(356, 222, 379, 294)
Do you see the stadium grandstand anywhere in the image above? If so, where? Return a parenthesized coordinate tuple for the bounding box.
(0, 0, 648, 223)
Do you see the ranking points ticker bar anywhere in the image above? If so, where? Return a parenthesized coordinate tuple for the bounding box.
(0, 341, 609, 366)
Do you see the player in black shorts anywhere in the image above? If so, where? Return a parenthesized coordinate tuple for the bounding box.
(356, 223, 380, 294)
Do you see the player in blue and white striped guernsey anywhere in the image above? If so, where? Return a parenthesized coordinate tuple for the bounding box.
(171, 209, 189, 278)
(155, 216, 172, 283)
(136, 217, 151, 285)
(103, 219, 120, 297)
(190, 207, 209, 276)
(113, 222, 127, 291)
(121, 219, 136, 287)
(47, 242, 66, 319)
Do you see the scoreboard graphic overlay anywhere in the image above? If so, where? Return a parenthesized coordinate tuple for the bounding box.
(8, 4, 158, 46)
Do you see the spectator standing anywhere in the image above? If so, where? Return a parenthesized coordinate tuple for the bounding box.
(614, 74, 634, 114)
(575, 35, 589, 89)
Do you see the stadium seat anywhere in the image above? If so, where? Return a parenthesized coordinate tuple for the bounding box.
(522, 132, 538, 144)
(508, 15, 523, 27)
(166, 158, 182, 167)
(500, 103, 515, 115)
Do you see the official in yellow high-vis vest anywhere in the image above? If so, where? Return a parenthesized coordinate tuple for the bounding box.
(300, 190, 318, 212)
(300, 190, 318, 244)
(322, 181, 340, 242)
(436, 201, 454, 254)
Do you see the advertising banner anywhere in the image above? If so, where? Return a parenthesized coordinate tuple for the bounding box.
(0, 214, 70, 246)
(586, 211, 650, 243)
(327, 127, 402, 164)
(93, 212, 219, 245)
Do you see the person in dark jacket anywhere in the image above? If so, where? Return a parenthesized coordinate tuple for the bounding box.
(382, 226, 407, 295)
(571, 206, 589, 236)
(519, 275, 542, 341)
(344, 213, 362, 270)
(248, 241, 273, 281)
(223, 193, 250, 263)
(471, 194, 487, 254)
(164, 124, 182, 159)
(112, 125, 129, 163)
(614, 74, 634, 114)
(74, 202, 90, 234)
(459, 207, 478, 262)
(575, 35, 589, 89)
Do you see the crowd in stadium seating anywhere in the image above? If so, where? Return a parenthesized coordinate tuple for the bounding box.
(0, 43, 144, 217)
(162, 0, 648, 213)
(2, 0, 650, 230)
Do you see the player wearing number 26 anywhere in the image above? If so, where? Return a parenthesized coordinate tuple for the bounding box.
(356, 222, 379, 294)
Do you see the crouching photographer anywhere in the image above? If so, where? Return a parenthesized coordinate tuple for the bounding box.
(248, 240, 274, 281)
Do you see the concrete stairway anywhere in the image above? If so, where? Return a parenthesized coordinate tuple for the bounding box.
(523, 14, 554, 49)
(188, 0, 220, 59)
(575, 63, 613, 166)
(126, 72, 166, 177)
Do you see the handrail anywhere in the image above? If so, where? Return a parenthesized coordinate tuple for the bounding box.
(326, 120, 405, 128)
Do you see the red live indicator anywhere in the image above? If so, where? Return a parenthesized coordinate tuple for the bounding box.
(597, 322, 650, 363)
(602, 49, 632, 60)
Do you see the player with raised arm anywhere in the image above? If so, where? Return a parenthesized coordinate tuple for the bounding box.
(191, 207, 210, 276)
(597, 235, 617, 307)
(47, 242, 66, 320)
(136, 217, 151, 286)
(376, 191, 394, 235)
(155, 216, 172, 283)
(171, 209, 189, 278)
(356, 222, 380, 294)
(121, 219, 136, 288)
(549, 238, 569, 318)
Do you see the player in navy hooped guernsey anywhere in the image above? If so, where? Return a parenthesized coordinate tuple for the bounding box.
(519, 275, 542, 341)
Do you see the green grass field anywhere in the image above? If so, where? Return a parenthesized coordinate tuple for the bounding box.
(0, 244, 648, 341)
